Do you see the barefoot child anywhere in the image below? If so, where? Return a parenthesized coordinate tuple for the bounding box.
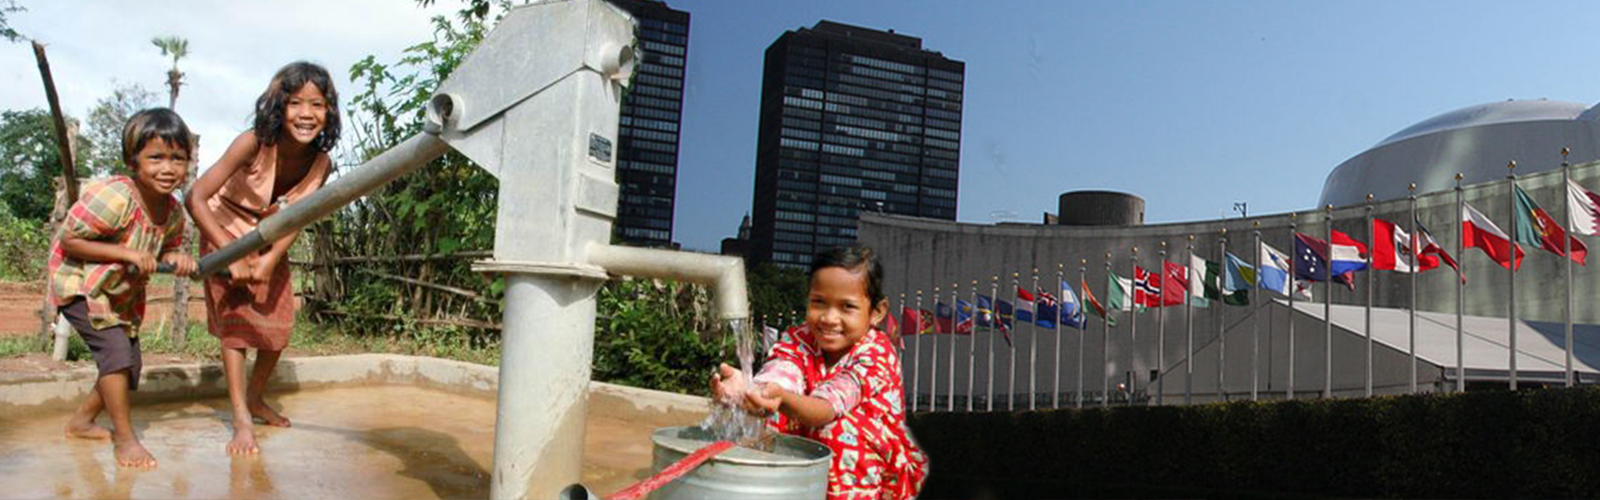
(186, 61, 339, 455)
(713, 246, 928, 500)
(53, 108, 197, 468)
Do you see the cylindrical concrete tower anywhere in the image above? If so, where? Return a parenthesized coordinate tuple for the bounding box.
(1058, 190, 1144, 226)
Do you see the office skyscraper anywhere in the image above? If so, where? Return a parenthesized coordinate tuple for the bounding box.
(612, 0, 689, 247)
(749, 21, 965, 267)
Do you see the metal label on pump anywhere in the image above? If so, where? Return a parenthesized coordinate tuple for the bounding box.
(588, 133, 613, 164)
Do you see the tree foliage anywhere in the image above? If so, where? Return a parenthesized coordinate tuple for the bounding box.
(0, 1, 23, 43)
(0, 109, 88, 221)
(0, 201, 45, 280)
(83, 82, 158, 177)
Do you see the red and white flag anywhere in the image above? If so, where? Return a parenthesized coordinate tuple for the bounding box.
(1133, 266, 1163, 308)
(1568, 179, 1600, 236)
(1462, 202, 1525, 270)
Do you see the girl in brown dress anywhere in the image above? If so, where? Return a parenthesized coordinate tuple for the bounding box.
(187, 61, 340, 455)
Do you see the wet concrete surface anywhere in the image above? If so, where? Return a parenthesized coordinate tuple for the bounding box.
(0, 384, 700, 499)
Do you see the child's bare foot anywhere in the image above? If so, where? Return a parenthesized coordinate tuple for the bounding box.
(247, 399, 290, 428)
(65, 416, 111, 440)
(226, 425, 260, 455)
(113, 436, 157, 468)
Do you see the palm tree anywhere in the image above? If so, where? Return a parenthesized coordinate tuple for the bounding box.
(151, 36, 187, 108)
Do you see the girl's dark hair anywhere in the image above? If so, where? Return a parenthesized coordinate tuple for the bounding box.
(121, 108, 192, 169)
(253, 61, 341, 152)
(810, 245, 885, 306)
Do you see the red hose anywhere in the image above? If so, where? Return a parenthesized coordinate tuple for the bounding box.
(607, 440, 737, 500)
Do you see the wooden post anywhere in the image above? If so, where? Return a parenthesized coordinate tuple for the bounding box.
(32, 41, 81, 350)
(167, 134, 196, 349)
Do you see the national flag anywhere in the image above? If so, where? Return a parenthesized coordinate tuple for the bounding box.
(996, 299, 1015, 332)
(1415, 220, 1462, 278)
(898, 307, 923, 338)
(1193, 256, 1248, 306)
(1059, 281, 1087, 329)
(994, 299, 1015, 346)
(1082, 277, 1117, 327)
(1014, 288, 1035, 324)
(1188, 255, 1210, 300)
(1514, 184, 1587, 265)
(975, 295, 996, 327)
(1568, 179, 1600, 236)
(955, 299, 976, 335)
(1223, 252, 1253, 306)
(1161, 261, 1189, 306)
(917, 309, 936, 335)
(1293, 232, 1363, 290)
(1257, 240, 1311, 299)
(935, 301, 953, 334)
(1462, 201, 1525, 270)
(1133, 266, 1164, 308)
(1033, 290, 1059, 329)
(1372, 218, 1434, 273)
(1107, 271, 1134, 312)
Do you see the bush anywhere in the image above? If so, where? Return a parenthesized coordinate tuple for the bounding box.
(0, 201, 46, 281)
(908, 388, 1600, 499)
(592, 277, 734, 396)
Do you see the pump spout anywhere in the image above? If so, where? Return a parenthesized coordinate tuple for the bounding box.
(586, 243, 749, 321)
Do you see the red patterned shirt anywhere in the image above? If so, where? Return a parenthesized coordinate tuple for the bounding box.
(755, 324, 929, 500)
(47, 176, 185, 336)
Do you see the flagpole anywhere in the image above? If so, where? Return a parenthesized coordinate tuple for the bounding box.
(940, 283, 953, 413)
(968, 281, 979, 412)
(988, 276, 999, 411)
(1508, 160, 1518, 391)
(1129, 248, 1140, 406)
(1054, 264, 1065, 409)
(1253, 222, 1263, 401)
(931, 286, 940, 410)
(912, 292, 922, 412)
(1217, 230, 1228, 401)
(1185, 236, 1195, 405)
(1456, 173, 1466, 393)
(1408, 184, 1418, 394)
(1323, 205, 1334, 399)
(1104, 252, 1113, 408)
(1011, 274, 1021, 411)
(1563, 147, 1575, 387)
(1078, 260, 1087, 409)
(1158, 242, 1169, 406)
(1288, 212, 1297, 400)
(1365, 194, 1375, 398)
(1029, 270, 1040, 410)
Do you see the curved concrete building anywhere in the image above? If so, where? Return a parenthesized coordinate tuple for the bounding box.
(861, 98, 1600, 409)
(1320, 99, 1600, 207)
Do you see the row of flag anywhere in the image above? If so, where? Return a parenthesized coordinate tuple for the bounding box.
(889, 179, 1600, 342)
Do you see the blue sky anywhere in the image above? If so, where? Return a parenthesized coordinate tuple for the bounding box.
(5, 1, 1600, 253)
(665, 1, 1600, 251)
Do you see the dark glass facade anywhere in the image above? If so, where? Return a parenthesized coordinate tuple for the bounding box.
(612, 0, 689, 247)
(750, 21, 965, 267)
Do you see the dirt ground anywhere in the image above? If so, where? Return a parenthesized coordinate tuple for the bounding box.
(0, 280, 206, 338)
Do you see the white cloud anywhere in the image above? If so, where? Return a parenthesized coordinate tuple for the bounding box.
(0, 0, 454, 169)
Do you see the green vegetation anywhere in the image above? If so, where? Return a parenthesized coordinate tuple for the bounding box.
(910, 388, 1600, 498)
(0, 202, 45, 280)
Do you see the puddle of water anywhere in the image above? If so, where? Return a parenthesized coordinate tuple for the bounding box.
(0, 385, 496, 499)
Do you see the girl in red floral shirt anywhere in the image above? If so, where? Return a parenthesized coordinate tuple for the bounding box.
(714, 246, 928, 500)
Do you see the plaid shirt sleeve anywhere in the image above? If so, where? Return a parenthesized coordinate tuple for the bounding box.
(63, 180, 133, 242)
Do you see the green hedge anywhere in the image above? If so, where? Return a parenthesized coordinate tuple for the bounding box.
(908, 387, 1600, 499)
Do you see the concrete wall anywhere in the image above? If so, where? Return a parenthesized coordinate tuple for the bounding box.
(862, 160, 1600, 406)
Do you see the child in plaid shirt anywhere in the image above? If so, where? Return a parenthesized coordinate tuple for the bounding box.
(51, 108, 197, 468)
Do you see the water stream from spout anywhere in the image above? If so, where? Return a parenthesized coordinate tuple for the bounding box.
(702, 318, 774, 451)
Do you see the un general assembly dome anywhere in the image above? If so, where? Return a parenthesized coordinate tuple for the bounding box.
(1319, 99, 1600, 207)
